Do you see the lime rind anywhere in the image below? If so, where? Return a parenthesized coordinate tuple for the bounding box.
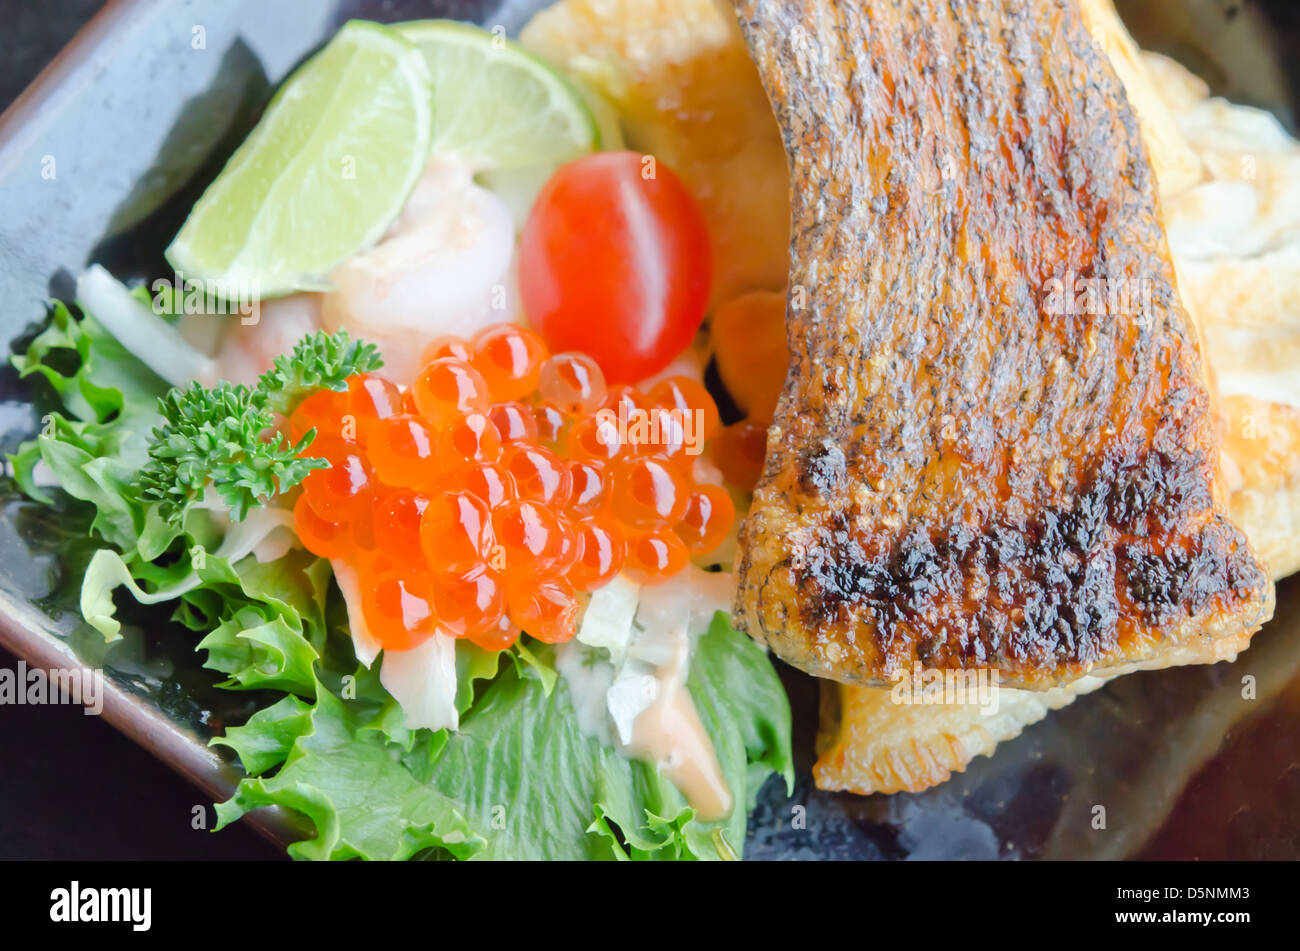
(396, 19, 599, 170)
(166, 20, 433, 299)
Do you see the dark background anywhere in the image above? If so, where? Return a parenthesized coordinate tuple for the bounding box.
(0, 0, 1297, 861)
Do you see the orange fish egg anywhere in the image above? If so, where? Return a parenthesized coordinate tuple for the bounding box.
(362, 569, 437, 652)
(533, 402, 567, 445)
(372, 489, 429, 564)
(571, 514, 626, 590)
(468, 613, 521, 651)
(488, 401, 540, 444)
(549, 516, 581, 575)
(293, 493, 350, 559)
(288, 387, 350, 444)
(439, 412, 503, 469)
(567, 413, 624, 463)
(502, 443, 572, 506)
(538, 352, 607, 416)
(463, 462, 515, 509)
(507, 578, 580, 644)
(419, 490, 495, 576)
(301, 436, 372, 521)
(471, 324, 548, 401)
(351, 506, 377, 551)
(623, 529, 689, 584)
(420, 334, 472, 365)
(567, 460, 607, 516)
(633, 405, 693, 465)
(648, 376, 720, 441)
(368, 414, 441, 488)
(347, 373, 402, 440)
(675, 484, 735, 555)
(609, 454, 689, 528)
(492, 499, 566, 575)
(412, 357, 491, 425)
(603, 384, 645, 420)
(433, 565, 506, 639)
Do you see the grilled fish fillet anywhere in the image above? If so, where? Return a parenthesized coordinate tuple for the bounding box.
(730, 0, 1274, 690)
(817, 20, 1300, 795)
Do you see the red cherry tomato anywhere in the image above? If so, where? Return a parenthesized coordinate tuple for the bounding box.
(519, 151, 711, 384)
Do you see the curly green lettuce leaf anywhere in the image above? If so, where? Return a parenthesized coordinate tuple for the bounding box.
(198, 611, 320, 696)
(11, 296, 169, 435)
(212, 694, 314, 776)
(22, 421, 143, 549)
(213, 689, 484, 861)
(10, 300, 169, 543)
(12, 295, 339, 675)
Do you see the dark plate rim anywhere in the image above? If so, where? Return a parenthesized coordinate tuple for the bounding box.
(0, 0, 297, 855)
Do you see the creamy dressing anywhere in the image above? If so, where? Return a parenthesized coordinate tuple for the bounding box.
(560, 567, 736, 822)
(619, 622, 733, 822)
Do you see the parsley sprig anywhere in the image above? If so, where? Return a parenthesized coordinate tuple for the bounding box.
(257, 330, 382, 415)
(138, 330, 383, 525)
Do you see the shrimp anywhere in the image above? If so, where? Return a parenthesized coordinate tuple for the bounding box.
(319, 157, 520, 383)
(197, 293, 324, 386)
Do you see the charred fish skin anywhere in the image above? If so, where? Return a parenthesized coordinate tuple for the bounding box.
(731, 0, 1274, 689)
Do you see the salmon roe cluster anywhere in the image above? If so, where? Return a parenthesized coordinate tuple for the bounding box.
(289, 324, 734, 654)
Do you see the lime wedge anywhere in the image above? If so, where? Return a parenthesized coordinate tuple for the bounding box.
(396, 20, 598, 169)
(166, 20, 433, 297)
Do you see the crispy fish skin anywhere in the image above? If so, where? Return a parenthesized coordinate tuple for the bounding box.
(814, 675, 1109, 795)
(731, 0, 1273, 688)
